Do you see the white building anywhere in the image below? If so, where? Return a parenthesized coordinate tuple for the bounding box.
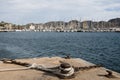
(29, 25, 35, 31)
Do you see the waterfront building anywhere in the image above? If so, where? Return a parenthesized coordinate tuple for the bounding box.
(29, 25, 35, 31)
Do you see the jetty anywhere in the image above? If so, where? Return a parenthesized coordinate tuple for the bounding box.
(0, 57, 120, 80)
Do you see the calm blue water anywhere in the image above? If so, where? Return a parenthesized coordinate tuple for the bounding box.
(0, 32, 120, 73)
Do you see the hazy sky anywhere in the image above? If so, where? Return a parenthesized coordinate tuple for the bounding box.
(0, 0, 120, 24)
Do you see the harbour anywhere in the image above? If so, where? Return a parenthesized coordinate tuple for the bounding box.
(1, 0, 120, 79)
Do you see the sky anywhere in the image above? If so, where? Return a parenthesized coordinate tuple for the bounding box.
(0, 0, 120, 24)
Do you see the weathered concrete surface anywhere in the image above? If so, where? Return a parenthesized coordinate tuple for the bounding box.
(0, 57, 120, 80)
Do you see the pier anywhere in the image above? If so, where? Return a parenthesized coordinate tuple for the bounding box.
(0, 57, 120, 80)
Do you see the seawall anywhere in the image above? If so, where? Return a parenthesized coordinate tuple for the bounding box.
(0, 57, 120, 80)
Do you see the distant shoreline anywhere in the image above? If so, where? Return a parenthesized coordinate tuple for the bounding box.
(0, 30, 120, 32)
(0, 18, 120, 33)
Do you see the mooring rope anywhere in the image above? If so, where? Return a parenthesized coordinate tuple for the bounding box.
(0, 67, 30, 72)
(0, 63, 41, 72)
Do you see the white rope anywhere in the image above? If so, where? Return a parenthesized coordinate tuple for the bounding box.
(0, 63, 39, 72)
(0, 63, 48, 72)
(59, 66, 72, 71)
(0, 67, 30, 72)
(54, 67, 74, 77)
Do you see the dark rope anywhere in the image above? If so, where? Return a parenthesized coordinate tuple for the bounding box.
(74, 65, 102, 72)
